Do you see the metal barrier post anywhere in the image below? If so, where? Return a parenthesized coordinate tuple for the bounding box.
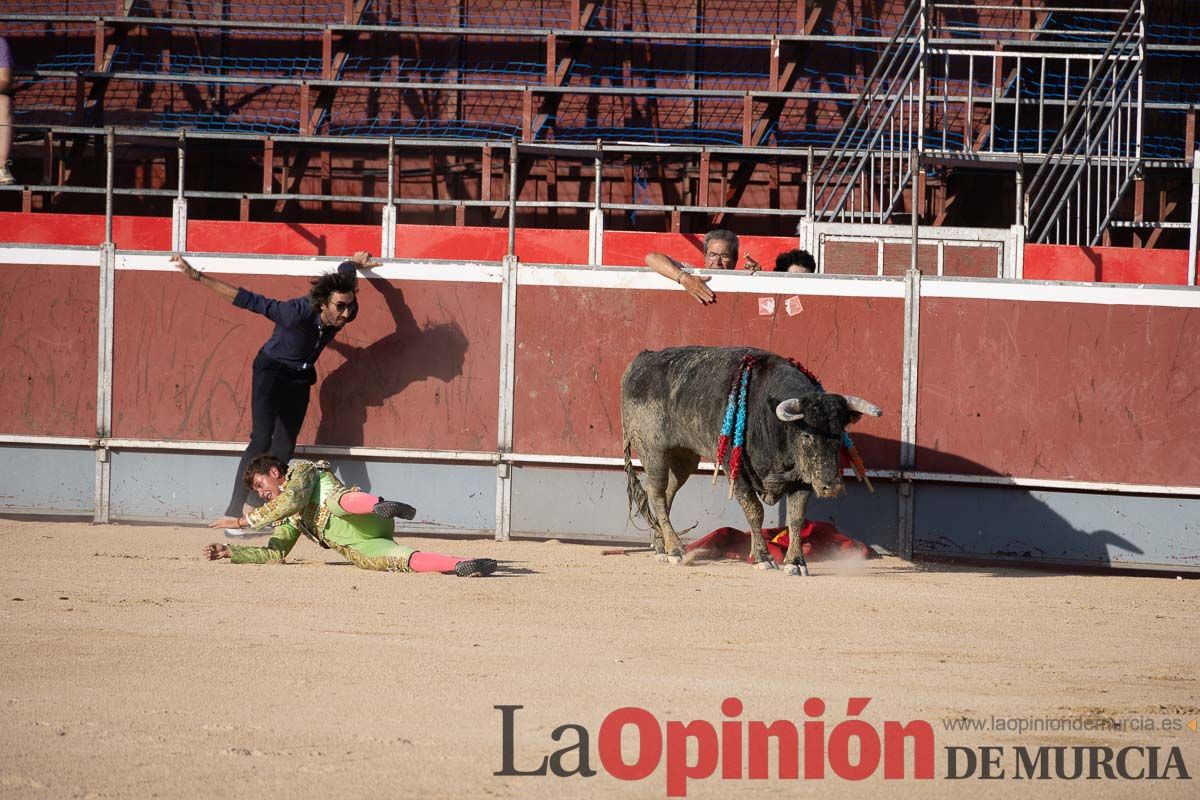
(171, 130, 187, 252)
(588, 141, 604, 265)
(898, 267, 921, 560)
(1189, 150, 1199, 286)
(95, 128, 116, 523)
(507, 140, 518, 258)
(381, 136, 396, 258)
(495, 253, 519, 541)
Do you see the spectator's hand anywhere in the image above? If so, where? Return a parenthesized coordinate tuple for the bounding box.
(202, 543, 231, 561)
(171, 253, 201, 281)
(744, 254, 761, 272)
(350, 251, 382, 270)
(679, 272, 716, 305)
(209, 516, 241, 530)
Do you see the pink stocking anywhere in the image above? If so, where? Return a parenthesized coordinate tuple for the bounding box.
(409, 552, 466, 573)
(338, 491, 380, 515)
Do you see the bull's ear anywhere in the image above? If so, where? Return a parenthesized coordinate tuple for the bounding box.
(776, 398, 805, 422)
(843, 395, 883, 422)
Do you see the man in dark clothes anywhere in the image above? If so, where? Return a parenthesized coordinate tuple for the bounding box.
(172, 251, 378, 517)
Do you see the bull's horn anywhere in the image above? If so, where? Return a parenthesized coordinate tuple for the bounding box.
(844, 395, 883, 418)
(776, 398, 804, 422)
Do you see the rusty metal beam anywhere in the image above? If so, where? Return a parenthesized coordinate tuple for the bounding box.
(713, 36, 804, 222)
(304, 0, 371, 135)
(1145, 197, 1179, 249)
(262, 139, 275, 194)
(528, 1, 602, 140)
(1133, 177, 1145, 247)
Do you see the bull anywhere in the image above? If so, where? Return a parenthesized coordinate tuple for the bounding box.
(620, 346, 882, 576)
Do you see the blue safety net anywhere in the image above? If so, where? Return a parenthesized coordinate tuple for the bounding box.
(144, 1, 345, 24)
(10, 76, 78, 124)
(150, 109, 302, 134)
(109, 49, 324, 78)
(363, 0, 572, 28)
(549, 125, 742, 146)
(340, 55, 547, 85)
(326, 118, 521, 139)
(4, 1, 124, 12)
(326, 86, 522, 139)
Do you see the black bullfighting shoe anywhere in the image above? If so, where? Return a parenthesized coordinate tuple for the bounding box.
(373, 499, 417, 520)
(454, 558, 498, 578)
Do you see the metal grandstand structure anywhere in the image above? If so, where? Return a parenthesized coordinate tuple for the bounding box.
(0, 1, 1196, 250)
(808, 0, 1149, 247)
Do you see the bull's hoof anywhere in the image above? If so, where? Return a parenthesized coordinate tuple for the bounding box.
(666, 550, 685, 566)
(655, 552, 670, 563)
(783, 563, 810, 577)
(754, 559, 778, 570)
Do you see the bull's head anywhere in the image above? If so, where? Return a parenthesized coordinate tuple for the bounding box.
(772, 394, 882, 498)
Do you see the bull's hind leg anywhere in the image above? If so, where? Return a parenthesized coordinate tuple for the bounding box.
(643, 463, 689, 566)
(732, 481, 774, 570)
(659, 452, 698, 563)
(780, 489, 812, 577)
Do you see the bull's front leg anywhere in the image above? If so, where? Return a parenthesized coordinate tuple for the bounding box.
(781, 489, 811, 577)
(732, 482, 773, 569)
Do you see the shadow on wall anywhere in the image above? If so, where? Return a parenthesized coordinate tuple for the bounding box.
(315, 278, 469, 490)
(841, 433, 1146, 571)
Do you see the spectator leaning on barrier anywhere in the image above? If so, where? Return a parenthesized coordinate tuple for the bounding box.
(172, 251, 377, 519)
(644, 229, 760, 305)
(0, 35, 14, 185)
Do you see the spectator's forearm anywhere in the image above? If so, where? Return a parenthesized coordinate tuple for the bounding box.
(645, 252, 689, 283)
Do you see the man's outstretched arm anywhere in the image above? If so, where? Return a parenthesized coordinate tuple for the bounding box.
(172, 254, 238, 302)
(202, 523, 302, 564)
(644, 252, 715, 305)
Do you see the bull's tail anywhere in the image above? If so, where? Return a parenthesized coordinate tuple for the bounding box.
(623, 439, 656, 529)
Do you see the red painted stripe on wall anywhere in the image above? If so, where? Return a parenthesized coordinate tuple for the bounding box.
(1023, 243, 1192, 286)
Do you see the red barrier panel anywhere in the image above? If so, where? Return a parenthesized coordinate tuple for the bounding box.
(603, 230, 798, 268)
(917, 295, 1200, 486)
(2, 213, 1194, 287)
(512, 281, 903, 467)
(0, 262, 98, 437)
(187, 221, 380, 256)
(0, 212, 171, 250)
(111, 270, 500, 451)
(1023, 243, 1191, 286)
(396, 224, 590, 264)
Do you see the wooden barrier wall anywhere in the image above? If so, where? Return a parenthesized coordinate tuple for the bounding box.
(0, 252, 99, 438)
(916, 285, 1200, 488)
(1, 242, 1197, 501)
(511, 274, 903, 468)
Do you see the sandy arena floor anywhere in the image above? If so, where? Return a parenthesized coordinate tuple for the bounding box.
(0, 518, 1197, 799)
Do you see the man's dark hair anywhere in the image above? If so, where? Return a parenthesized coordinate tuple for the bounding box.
(242, 453, 288, 490)
(774, 248, 817, 273)
(309, 269, 358, 311)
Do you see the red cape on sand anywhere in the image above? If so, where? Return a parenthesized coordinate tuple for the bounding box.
(686, 521, 876, 563)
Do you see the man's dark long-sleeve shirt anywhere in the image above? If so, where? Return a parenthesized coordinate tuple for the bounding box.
(232, 261, 357, 372)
